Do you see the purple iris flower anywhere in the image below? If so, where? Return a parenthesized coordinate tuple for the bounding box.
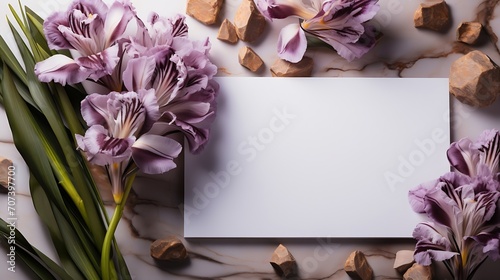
(447, 129, 500, 179)
(409, 130, 500, 279)
(256, 0, 379, 62)
(123, 13, 218, 153)
(76, 90, 181, 175)
(35, 0, 136, 85)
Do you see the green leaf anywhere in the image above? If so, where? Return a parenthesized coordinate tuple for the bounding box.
(8, 4, 44, 62)
(52, 207, 101, 280)
(0, 219, 72, 280)
(2, 66, 104, 276)
(25, 10, 51, 56)
(6, 10, 110, 267)
(0, 63, 40, 110)
(0, 35, 27, 85)
(30, 176, 86, 280)
(8, 15, 110, 248)
(2, 64, 67, 215)
(7, 20, 91, 221)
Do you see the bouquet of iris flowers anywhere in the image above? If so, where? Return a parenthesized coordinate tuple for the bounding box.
(0, 0, 217, 279)
(409, 130, 500, 280)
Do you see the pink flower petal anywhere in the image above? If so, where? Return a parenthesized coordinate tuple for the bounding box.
(277, 23, 307, 63)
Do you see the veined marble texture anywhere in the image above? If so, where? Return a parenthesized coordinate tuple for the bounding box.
(0, 0, 500, 279)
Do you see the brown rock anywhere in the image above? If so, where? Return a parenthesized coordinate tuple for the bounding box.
(234, 0, 267, 42)
(403, 263, 432, 280)
(218, 19, 239, 44)
(414, 1, 450, 32)
(150, 236, 188, 262)
(393, 250, 415, 274)
(270, 57, 314, 77)
(186, 0, 223, 25)
(450, 50, 500, 107)
(344, 251, 373, 280)
(0, 157, 13, 192)
(270, 244, 297, 278)
(238, 46, 264, 72)
(457, 22, 483, 45)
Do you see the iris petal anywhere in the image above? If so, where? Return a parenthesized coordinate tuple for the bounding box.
(43, 12, 71, 50)
(103, 0, 135, 47)
(123, 56, 156, 92)
(413, 222, 458, 265)
(77, 125, 134, 166)
(35, 45, 120, 85)
(447, 138, 477, 176)
(131, 134, 182, 174)
(277, 23, 307, 63)
(34, 54, 95, 85)
(81, 93, 111, 127)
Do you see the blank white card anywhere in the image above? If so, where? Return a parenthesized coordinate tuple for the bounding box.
(184, 77, 450, 238)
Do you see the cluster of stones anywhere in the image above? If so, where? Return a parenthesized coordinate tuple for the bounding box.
(148, 239, 433, 279)
(268, 245, 432, 280)
(186, 0, 313, 76)
(414, 0, 500, 108)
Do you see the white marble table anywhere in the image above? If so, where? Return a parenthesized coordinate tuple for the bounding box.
(1, 0, 500, 279)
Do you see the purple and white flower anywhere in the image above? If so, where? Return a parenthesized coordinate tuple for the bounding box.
(36, 3, 218, 202)
(447, 129, 500, 179)
(35, 0, 136, 85)
(409, 172, 500, 276)
(123, 13, 218, 153)
(409, 130, 500, 279)
(256, 0, 380, 62)
(76, 90, 181, 174)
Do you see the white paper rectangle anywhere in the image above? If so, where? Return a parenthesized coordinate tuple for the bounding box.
(184, 77, 450, 238)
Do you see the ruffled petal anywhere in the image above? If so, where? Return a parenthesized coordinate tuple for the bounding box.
(35, 54, 95, 85)
(76, 44, 120, 81)
(77, 125, 134, 166)
(43, 12, 71, 50)
(424, 182, 461, 229)
(131, 134, 182, 174)
(81, 93, 112, 126)
(413, 222, 458, 265)
(409, 179, 437, 213)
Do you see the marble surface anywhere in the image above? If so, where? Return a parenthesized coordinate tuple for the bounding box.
(1, 0, 500, 279)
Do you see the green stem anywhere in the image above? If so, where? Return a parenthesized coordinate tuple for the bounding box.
(101, 173, 135, 280)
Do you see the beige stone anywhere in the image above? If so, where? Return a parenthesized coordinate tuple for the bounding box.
(414, 1, 450, 32)
(270, 57, 314, 77)
(393, 250, 415, 275)
(150, 236, 188, 262)
(186, 0, 223, 25)
(218, 19, 239, 44)
(450, 50, 500, 107)
(270, 244, 297, 278)
(238, 46, 264, 72)
(234, 0, 267, 42)
(344, 250, 373, 280)
(0, 157, 13, 192)
(457, 22, 483, 44)
(403, 263, 432, 280)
